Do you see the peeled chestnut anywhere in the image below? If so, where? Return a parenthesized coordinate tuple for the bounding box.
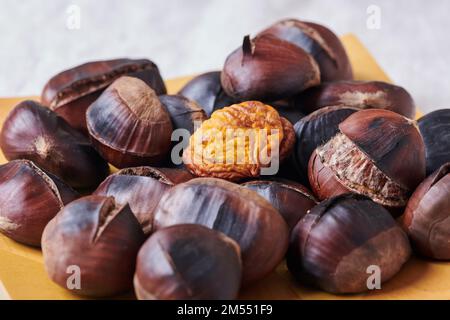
(258, 19, 352, 81)
(178, 71, 237, 116)
(134, 224, 242, 300)
(86, 76, 173, 168)
(292, 105, 359, 184)
(295, 81, 416, 118)
(287, 193, 411, 294)
(401, 163, 450, 259)
(308, 109, 425, 212)
(0, 100, 109, 189)
(159, 94, 207, 133)
(221, 35, 320, 101)
(418, 109, 450, 175)
(241, 179, 317, 230)
(153, 178, 289, 285)
(0, 160, 78, 246)
(42, 195, 146, 297)
(94, 166, 192, 235)
(41, 58, 166, 135)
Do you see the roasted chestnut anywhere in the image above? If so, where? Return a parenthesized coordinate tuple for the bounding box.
(134, 224, 242, 300)
(178, 71, 237, 116)
(308, 109, 425, 212)
(42, 195, 146, 297)
(153, 178, 289, 285)
(183, 101, 295, 182)
(41, 58, 166, 135)
(292, 105, 359, 185)
(241, 179, 316, 230)
(221, 35, 320, 101)
(401, 163, 450, 259)
(258, 19, 352, 82)
(86, 76, 173, 168)
(94, 166, 192, 235)
(0, 160, 78, 246)
(418, 109, 450, 175)
(287, 193, 411, 294)
(295, 81, 416, 118)
(0, 100, 109, 189)
(159, 94, 207, 134)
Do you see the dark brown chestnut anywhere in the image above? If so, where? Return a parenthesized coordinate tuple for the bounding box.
(418, 109, 450, 175)
(86, 76, 173, 168)
(295, 81, 416, 118)
(41, 58, 166, 135)
(0, 159, 78, 246)
(153, 178, 289, 285)
(287, 193, 411, 294)
(258, 19, 353, 82)
(401, 163, 450, 259)
(0, 100, 109, 189)
(42, 195, 146, 297)
(134, 224, 242, 300)
(221, 35, 320, 101)
(292, 105, 359, 185)
(241, 179, 317, 230)
(178, 71, 237, 116)
(94, 166, 193, 235)
(308, 109, 425, 211)
(159, 94, 207, 134)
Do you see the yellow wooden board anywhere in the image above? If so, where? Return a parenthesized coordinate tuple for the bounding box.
(0, 34, 440, 300)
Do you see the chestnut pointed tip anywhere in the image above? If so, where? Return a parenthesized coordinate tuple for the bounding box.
(242, 35, 255, 65)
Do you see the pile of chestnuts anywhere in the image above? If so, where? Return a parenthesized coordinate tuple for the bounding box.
(0, 18, 449, 300)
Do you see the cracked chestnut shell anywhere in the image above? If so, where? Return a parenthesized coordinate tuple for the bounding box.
(0, 159, 78, 246)
(86, 76, 173, 168)
(153, 178, 289, 285)
(178, 71, 237, 116)
(258, 19, 352, 82)
(401, 163, 450, 259)
(159, 94, 207, 134)
(308, 109, 425, 211)
(418, 109, 450, 175)
(41, 58, 166, 135)
(287, 193, 411, 294)
(295, 81, 416, 118)
(241, 179, 317, 230)
(221, 35, 320, 101)
(0, 100, 109, 189)
(94, 166, 193, 235)
(134, 224, 242, 300)
(292, 105, 359, 185)
(42, 195, 146, 297)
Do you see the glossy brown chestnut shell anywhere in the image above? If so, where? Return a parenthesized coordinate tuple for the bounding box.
(0, 159, 78, 246)
(178, 71, 237, 116)
(86, 76, 173, 168)
(418, 109, 450, 175)
(94, 166, 193, 235)
(287, 193, 411, 294)
(295, 81, 416, 118)
(401, 163, 450, 259)
(41, 58, 166, 135)
(42, 195, 146, 297)
(258, 19, 353, 82)
(292, 105, 359, 185)
(153, 178, 289, 285)
(134, 224, 242, 300)
(221, 35, 320, 101)
(0, 100, 109, 189)
(159, 94, 207, 134)
(308, 109, 425, 211)
(241, 179, 317, 230)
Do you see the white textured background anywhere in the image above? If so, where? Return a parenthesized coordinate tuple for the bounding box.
(0, 0, 449, 113)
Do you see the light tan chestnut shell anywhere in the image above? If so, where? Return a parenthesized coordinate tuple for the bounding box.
(152, 178, 289, 285)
